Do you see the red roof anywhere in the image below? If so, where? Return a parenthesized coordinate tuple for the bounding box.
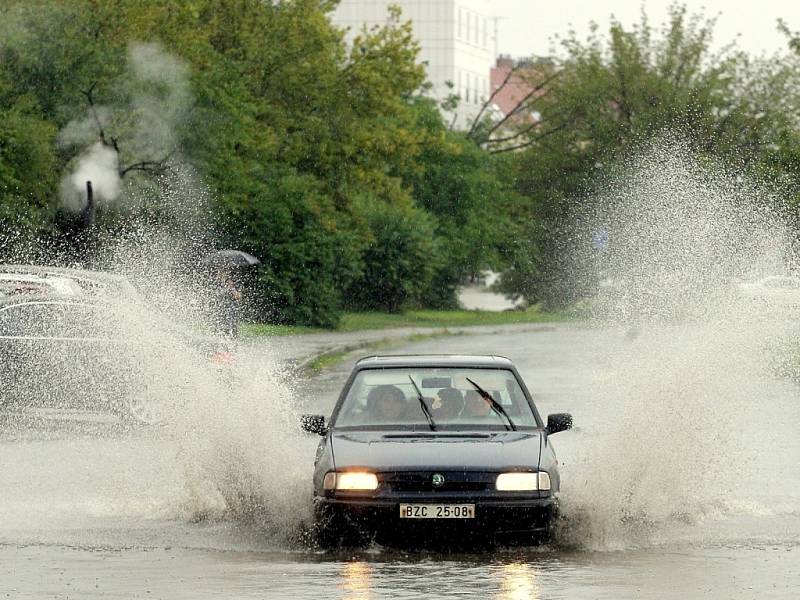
(490, 57, 546, 120)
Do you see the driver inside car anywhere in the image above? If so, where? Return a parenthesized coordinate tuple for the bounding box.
(366, 384, 408, 422)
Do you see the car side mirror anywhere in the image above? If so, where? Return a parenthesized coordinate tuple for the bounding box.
(546, 413, 572, 435)
(301, 414, 327, 436)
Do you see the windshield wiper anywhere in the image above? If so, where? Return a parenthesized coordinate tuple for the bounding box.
(408, 375, 436, 431)
(465, 377, 517, 431)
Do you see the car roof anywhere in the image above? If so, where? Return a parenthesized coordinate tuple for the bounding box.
(355, 355, 515, 369)
(0, 264, 130, 285)
(0, 296, 98, 309)
(0, 272, 83, 293)
(0, 264, 139, 297)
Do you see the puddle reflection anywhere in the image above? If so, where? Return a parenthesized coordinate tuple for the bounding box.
(495, 562, 540, 600)
(340, 560, 373, 600)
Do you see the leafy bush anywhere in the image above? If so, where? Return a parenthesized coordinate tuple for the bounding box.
(215, 166, 363, 328)
(345, 198, 440, 313)
(0, 98, 58, 242)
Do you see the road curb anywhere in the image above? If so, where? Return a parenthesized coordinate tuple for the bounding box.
(291, 323, 565, 375)
(294, 330, 456, 374)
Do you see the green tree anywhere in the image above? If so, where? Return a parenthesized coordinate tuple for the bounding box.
(0, 93, 58, 243)
(0, 0, 533, 325)
(498, 3, 800, 306)
(345, 197, 439, 313)
(400, 101, 526, 306)
(187, 0, 432, 323)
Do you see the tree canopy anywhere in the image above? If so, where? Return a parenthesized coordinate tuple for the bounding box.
(0, 0, 520, 325)
(494, 4, 800, 305)
(4, 1, 800, 320)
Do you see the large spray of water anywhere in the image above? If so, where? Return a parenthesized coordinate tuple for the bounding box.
(0, 33, 317, 547)
(557, 138, 798, 550)
(77, 183, 316, 544)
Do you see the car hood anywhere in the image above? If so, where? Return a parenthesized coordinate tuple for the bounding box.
(330, 430, 543, 471)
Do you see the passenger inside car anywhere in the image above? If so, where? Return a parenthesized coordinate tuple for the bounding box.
(431, 387, 464, 420)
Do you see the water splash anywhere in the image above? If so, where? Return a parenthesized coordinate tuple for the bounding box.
(1, 187, 316, 549)
(557, 138, 798, 550)
(170, 353, 315, 539)
(94, 211, 316, 543)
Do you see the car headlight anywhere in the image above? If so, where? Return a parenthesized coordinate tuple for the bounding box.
(323, 471, 379, 491)
(495, 472, 550, 491)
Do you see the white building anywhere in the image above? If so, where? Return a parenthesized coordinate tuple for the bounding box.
(330, 0, 495, 129)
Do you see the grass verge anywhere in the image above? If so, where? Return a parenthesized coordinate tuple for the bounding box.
(242, 323, 326, 336)
(243, 307, 568, 338)
(304, 331, 459, 373)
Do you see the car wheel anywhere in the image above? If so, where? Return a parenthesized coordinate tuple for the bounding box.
(313, 507, 369, 549)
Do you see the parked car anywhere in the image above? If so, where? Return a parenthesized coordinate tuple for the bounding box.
(0, 295, 232, 424)
(301, 355, 572, 548)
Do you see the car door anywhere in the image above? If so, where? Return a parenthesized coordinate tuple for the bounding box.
(0, 304, 29, 402)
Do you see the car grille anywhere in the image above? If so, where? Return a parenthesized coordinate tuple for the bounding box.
(381, 472, 492, 493)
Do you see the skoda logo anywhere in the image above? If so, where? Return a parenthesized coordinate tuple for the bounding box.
(431, 473, 445, 488)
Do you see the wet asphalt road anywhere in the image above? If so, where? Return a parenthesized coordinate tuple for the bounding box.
(1, 324, 798, 599)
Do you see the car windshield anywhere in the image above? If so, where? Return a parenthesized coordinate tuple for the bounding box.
(334, 367, 539, 430)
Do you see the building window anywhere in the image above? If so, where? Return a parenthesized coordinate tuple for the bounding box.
(470, 74, 475, 104)
(458, 8, 462, 39)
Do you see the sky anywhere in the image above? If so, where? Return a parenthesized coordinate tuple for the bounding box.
(494, 0, 800, 58)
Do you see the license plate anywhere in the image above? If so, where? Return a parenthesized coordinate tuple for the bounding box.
(399, 504, 475, 519)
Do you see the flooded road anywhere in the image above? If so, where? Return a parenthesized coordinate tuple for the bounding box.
(4, 544, 797, 599)
(1, 325, 799, 598)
